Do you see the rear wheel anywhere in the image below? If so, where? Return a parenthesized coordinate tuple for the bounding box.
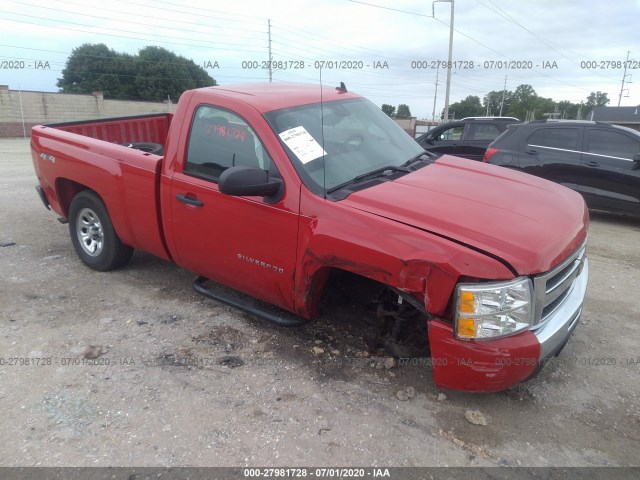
(68, 191, 133, 271)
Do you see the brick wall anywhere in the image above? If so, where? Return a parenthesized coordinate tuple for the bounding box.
(0, 85, 176, 138)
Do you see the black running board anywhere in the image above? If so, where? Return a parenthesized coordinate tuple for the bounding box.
(192, 276, 311, 327)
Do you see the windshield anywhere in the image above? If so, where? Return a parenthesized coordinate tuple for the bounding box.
(264, 98, 425, 194)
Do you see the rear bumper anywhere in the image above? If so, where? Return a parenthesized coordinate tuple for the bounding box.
(428, 258, 588, 393)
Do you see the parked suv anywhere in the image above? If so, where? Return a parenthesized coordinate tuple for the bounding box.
(484, 120, 640, 217)
(415, 117, 521, 161)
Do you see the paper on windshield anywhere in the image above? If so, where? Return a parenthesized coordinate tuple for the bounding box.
(278, 126, 326, 164)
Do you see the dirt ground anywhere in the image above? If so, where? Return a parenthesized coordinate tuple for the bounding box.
(1, 138, 639, 468)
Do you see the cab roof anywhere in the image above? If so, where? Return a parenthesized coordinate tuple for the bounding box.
(196, 82, 362, 113)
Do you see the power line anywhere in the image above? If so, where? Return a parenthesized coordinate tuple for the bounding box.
(474, 0, 617, 83)
(346, 0, 431, 17)
(348, 0, 601, 94)
(477, 0, 575, 62)
(272, 23, 414, 61)
(1, 1, 627, 105)
(141, 0, 267, 22)
(14, 0, 266, 42)
(0, 10, 264, 50)
(0, 15, 267, 54)
(115, 0, 266, 26)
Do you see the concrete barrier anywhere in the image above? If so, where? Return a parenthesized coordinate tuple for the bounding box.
(0, 85, 176, 138)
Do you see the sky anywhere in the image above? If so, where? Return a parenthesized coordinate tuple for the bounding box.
(0, 0, 638, 119)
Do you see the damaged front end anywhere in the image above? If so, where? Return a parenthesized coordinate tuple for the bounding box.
(370, 286, 430, 358)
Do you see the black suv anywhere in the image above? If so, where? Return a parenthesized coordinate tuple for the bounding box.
(484, 120, 640, 217)
(415, 117, 521, 161)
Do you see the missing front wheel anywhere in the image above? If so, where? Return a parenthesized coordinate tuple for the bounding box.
(370, 288, 430, 358)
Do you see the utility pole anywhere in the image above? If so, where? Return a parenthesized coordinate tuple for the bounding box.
(268, 19, 273, 83)
(618, 50, 631, 106)
(18, 83, 26, 139)
(433, 0, 454, 121)
(499, 75, 507, 116)
(432, 64, 439, 122)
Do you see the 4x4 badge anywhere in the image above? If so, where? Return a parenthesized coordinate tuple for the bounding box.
(39, 152, 55, 163)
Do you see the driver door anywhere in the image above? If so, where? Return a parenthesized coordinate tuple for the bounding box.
(168, 104, 299, 311)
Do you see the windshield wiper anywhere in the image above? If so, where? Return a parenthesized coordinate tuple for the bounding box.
(401, 152, 433, 168)
(326, 165, 409, 194)
(352, 164, 410, 182)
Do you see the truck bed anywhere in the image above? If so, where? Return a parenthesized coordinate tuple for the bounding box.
(31, 114, 173, 262)
(46, 113, 173, 146)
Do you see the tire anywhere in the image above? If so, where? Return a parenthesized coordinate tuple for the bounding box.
(122, 142, 164, 156)
(68, 191, 133, 271)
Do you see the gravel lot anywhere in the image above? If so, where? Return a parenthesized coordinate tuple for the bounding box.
(1, 138, 639, 468)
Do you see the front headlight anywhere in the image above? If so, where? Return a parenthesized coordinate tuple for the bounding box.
(454, 277, 533, 340)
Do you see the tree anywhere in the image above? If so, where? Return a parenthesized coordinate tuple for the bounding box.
(446, 95, 483, 119)
(57, 43, 216, 101)
(57, 43, 132, 98)
(381, 104, 396, 117)
(483, 90, 512, 116)
(586, 91, 610, 108)
(583, 91, 610, 118)
(135, 46, 202, 102)
(396, 104, 412, 119)
(556, 100, 581, 120)
(507, 84, 538, 120)
(534, 96, 557, 120)
(434, 84, 611, 123)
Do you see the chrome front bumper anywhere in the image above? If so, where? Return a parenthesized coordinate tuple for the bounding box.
(533, 257, 589, 360)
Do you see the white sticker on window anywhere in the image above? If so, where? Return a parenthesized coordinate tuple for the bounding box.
(278, 126, 326, 164)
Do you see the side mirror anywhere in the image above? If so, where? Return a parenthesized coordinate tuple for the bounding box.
(633, 152, 640, 162)
(218, 166, 283, 201)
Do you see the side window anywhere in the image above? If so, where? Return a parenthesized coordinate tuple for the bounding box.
(528, 128, 579, 150)
(467, 123, 502, 141)
(436, 125, 464, 141)
(185, 105, 272, 181)
(586, 129, 640, 160)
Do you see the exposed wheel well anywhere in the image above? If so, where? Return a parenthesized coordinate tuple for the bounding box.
(314, 268, 430, 357)
(316, 269, 387, 312)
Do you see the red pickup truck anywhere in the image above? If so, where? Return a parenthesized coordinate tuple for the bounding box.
(31, 83, 589, 392)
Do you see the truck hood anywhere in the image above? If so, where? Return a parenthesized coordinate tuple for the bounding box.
(341, 155, 588, 275)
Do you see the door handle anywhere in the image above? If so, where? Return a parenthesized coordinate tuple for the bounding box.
(525, 149, 538, 155)
(176, 194, 204, 207)
(585, 161, 599, 167)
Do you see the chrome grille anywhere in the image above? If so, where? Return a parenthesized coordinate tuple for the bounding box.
(532, 242, 587, 326)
